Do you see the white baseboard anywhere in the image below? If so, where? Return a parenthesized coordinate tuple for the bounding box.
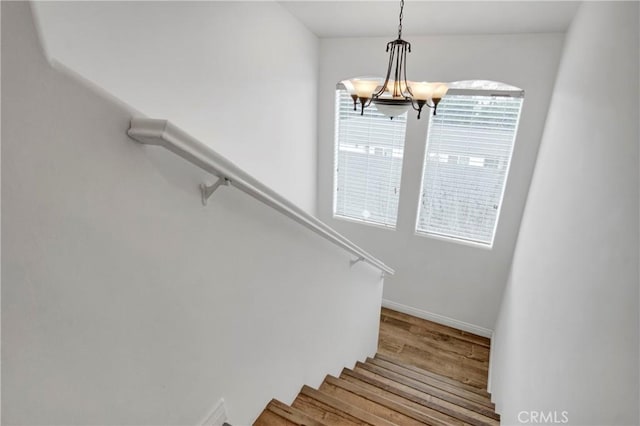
(381, 299, 493, 338)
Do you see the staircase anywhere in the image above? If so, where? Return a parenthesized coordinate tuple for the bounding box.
(254, 309, 499, 425)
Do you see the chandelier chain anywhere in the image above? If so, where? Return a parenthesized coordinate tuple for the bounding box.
(398, 0, 404, 39)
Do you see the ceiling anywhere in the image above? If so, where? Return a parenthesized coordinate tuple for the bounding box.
(280, 1, 580, 38)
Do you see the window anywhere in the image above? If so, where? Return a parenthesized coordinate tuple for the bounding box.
(416, 89, 524, 247)
(333, 88, 407, 228)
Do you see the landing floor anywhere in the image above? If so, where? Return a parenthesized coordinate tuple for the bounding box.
(377, 308, 491, 390)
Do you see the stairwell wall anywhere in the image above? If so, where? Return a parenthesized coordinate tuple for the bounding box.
(2, 3, 382, 425)
(489, 2, 639, 424)
(32, 0, 319, 213)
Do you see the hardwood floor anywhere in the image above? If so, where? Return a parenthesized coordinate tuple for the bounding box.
(254, 307, 497, 425)
(377, 308, 491, 391)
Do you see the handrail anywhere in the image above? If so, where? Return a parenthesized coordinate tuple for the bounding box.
(127, 118, 395, 275)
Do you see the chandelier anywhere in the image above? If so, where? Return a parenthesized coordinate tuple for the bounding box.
(348, 0, 448, 119)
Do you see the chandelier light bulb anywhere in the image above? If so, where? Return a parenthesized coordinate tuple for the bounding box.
(432, 83, 449, 100)
(410, 82, 435, 101)
(351, 79, 380, 99)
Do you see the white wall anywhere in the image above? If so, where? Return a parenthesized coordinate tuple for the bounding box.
(317, 33, 564, 332)
(1, 3, 383, 424)
(490, 2, 639, 424)
(32, 1, 319, 213)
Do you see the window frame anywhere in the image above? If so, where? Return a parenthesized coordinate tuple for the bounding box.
(414, 87, 525, 248)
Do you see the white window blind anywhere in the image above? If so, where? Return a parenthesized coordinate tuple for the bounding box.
(333, 89, 407, 228)
(416, 93, 524, 246)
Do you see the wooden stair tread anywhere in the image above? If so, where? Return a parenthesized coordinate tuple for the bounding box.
(379, 316, 490, 363)
(318, 380, 423, 426)
(366, 357, 495, 409)
(298, 385, 396, 426)
(339, 370, 467, 426)
(381, 308, 491, 348)
(348, 366, 499, 426)
(293, 391, 367, 425)
(353, 363, 498, 425)
(254, 399, 327, 426)
(322, 375, 456, 426)
(356, 361, 498, 420)
(375, 353, 492, 400)
(378, 331, 489, 389)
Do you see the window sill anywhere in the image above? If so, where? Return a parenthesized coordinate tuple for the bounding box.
(333, 214, 397, 231)
(414, 230, 494, 250)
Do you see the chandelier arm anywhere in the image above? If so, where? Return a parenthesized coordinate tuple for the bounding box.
(387, 43, 397, 92)
(375, 42, 397, 99)
(409, 97, 442, 119)
(409, 99, 427, 109)
(394, 44, 402, 96)
(357, 97, 374, 115)
(410, 99, 425, 119)
(403, 44, 413, 98)
(387, 44, 397, 94)
(425, 100, 436, 109)
(431, 98, 442, 115)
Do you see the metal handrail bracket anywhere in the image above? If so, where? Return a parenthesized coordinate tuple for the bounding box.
(127, 118, 395, 276)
